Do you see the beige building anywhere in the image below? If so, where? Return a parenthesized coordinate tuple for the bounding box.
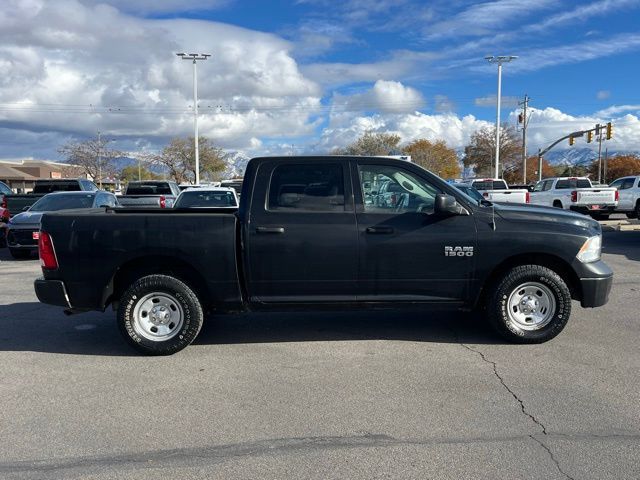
(0, 159, 86, 192)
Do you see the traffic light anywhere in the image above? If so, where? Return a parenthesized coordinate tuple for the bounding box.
(587, 131, 593, 143)
(606, 122, 613, 140)
(569, 136, 575, 146)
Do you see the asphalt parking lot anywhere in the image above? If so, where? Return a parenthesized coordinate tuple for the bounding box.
(0, 230, 639, 479)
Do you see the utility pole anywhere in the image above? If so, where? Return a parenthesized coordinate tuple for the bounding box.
(176, 53, 211, 185)
(518, 94, 530, 183)
(485, 55, 518, 179)
(596, 124, 604, 184)
(603, 147, 608, 184)
(97, 131, 102, 189)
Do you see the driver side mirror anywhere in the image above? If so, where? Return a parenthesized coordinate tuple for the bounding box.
(434, 194, 468, 216)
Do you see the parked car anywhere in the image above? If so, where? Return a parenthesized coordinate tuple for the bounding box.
(2, 179, 98, 217)
(118, 181, 180, 208)
(529, 177, 618, 219)
(609, 176, 640, 218)
(461, 178, 530, 204)
(174, 187, 238, 209)
(35, 156, 611, 355)
(6, 190, 118, 259)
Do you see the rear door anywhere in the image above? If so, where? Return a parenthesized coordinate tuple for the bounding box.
(618, 178, 637, 210)
(354, 160, 476, 302)
(246, 160, 357, 303)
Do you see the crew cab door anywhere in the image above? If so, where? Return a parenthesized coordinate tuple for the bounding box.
(354, 161, 476, 302)
(246, 160, 357, 303)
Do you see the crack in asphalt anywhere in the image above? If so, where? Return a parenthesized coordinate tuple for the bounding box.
(459, 343, 575, 480)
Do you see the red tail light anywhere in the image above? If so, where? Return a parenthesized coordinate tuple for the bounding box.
(525, 191, 530, 203)
(159, 195, 166, 208)
(571, 190, 578, 202)
(615, 190, 619, 201)
(38, 232, 58, 270)
(483, 192, 489, 197)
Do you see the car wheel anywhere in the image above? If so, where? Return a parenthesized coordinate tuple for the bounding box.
(635, 201, 640, 219)
(486, 265, 572, 343)
(117, 274, 204, 355)
(9, 248, 31, 259)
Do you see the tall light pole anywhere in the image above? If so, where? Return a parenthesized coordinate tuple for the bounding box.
(176, 52, 211, 185)
(485, 55, 518, 179)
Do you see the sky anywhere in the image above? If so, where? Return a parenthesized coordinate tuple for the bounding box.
(1, 0, 640, 162)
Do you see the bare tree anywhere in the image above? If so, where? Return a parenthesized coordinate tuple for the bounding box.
(463, 125, 521, 178)
(151, 136, 227, 184)
(58, 134, 123, 186)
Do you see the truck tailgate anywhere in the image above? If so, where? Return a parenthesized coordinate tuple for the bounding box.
(575, 189, 617, 206)
(486, 190, 528, 204)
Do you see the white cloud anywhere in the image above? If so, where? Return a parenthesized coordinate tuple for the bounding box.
(332, 80, 425, 114)
(474, 95, 520, 108)
(79, 0, 232, 14)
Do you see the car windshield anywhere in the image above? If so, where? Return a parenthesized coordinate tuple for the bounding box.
(175, 191, 237, 208)
(29, 194, 95, 211)
(454, 185, 484, 202)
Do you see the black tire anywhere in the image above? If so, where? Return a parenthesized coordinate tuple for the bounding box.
(486, 265, 572, 344)
(590, 212, 610, 221)
(553, 201, 563, 209)
(9, 248, 31, 259)
(626, 212, 637, 219)
(117, 274, 204, 355)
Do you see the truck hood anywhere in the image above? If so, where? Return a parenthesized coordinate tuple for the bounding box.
(8, 211, 43, 226)
(494, 203, 599, 230)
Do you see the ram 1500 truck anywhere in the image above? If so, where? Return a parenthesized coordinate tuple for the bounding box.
(34, 156, 613, 355)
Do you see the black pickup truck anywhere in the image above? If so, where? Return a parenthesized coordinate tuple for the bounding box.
(34, 156, 613, 355)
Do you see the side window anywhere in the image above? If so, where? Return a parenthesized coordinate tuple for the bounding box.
(621, 178, 635, 190)
(268, 164, 345, 212)
(359, 164, 440, 214)
(610, 179, 623, 189)
(533, 181, 544, 192)
(543, 180, 553, 191)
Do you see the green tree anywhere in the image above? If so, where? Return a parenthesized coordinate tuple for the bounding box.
(402, 139, 460, 179)
(152, 136, 227, 183)
(333, 131, 401, 156)
(120, 165, 161, 182)
(463, 126, 521, 178)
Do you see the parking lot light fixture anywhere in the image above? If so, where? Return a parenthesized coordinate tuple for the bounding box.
(176, 53, 211, 185)
(485, 55, 518, 179)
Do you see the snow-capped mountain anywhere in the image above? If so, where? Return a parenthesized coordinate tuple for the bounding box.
(223, 151, 250, 179)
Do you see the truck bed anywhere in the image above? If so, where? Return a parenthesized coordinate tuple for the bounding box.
(40, 208, 242, 310)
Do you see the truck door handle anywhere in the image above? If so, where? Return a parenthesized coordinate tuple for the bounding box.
(366, 226, 394, 234)
(256, 226, 285, 234)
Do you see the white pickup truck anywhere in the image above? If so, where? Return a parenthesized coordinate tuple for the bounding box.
(529, 177, 618, 218)
(462, 178, 530, 204)
(610, 176, 640, 218)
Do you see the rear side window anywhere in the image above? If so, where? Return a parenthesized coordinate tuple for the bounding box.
(472, 180, 507, 190)
(621, 178, 636, 190)
(268, 164, 345, 212)
(556, 179, 591, 189)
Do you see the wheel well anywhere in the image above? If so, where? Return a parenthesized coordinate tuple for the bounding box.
(475, 253, 581, 308)
(105, 256, 209, 309)
(553, 200, 563, 208)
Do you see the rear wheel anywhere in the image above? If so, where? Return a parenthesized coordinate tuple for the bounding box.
(486, 265, 572, 343)
(117, 274, 204, 355)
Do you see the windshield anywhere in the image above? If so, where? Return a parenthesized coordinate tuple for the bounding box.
(29, 194, 95, 211)
(454, 185, 484, 202)
(175, 191, 237, 208)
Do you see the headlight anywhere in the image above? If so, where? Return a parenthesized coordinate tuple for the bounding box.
(576, 235, 601, 263)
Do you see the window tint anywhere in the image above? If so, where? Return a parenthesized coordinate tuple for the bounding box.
(543, 180, 554, 191)
(472, 180, 508, 190)
(360, 164, 440, 214)
(533, 181, 544, 192)
(621, 178, 636, 190)
(556, 179, 591, 189)
(81, 180, 98, 191)
(268, 164, 345, 212)
(175, 191, 237, 208)
(127, 183, 173, 195)
(610, 179, 623, 189)
(33, 181, 81, 194)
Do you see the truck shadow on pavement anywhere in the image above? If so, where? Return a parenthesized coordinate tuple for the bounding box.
(0, 302, 503, 356)
(602, 230, 640, 262)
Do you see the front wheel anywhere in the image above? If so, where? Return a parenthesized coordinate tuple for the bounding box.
(486, 265, 572, 343)
(117, 274, 204, 355)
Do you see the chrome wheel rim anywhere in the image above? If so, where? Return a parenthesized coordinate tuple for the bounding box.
(132, 292, 184, 341)
(507, 282, 556, 331)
